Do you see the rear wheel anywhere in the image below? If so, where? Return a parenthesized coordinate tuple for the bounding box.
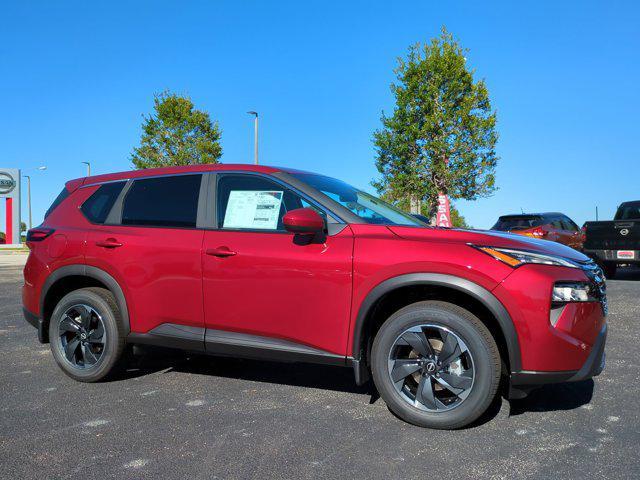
(371, 301, 501, 429)
(49, 287, 126, 382)
(602, 262, 617, 279)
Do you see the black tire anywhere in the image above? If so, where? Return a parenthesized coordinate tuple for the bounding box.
(603, 262, 617, 279)
(49, 287, 126, 382)
(371, 301, 501, 429)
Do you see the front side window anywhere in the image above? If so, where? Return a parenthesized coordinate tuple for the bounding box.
(290, 173, 424, 226)
(81, 181, 126, 224)
(122, 175, 202, 228)
(217, 175, 319, 231)
(561, 218, 578, 232)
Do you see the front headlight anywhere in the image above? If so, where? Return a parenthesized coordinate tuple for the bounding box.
(473, 246, 579, 269)
(552, 282, 593, 302)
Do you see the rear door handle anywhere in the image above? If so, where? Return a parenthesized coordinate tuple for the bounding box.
(96, 238, 123, 248)
(206, 246, 237, 257)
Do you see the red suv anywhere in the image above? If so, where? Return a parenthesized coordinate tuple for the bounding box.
(22, 165, 607, 429)
(492, 213, 584, 250)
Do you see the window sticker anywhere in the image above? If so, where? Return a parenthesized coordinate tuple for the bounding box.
(223, 190, 284, 230)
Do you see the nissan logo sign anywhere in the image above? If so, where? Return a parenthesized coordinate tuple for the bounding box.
(620, 228, 630, 236)
(0, 172, 16, 194)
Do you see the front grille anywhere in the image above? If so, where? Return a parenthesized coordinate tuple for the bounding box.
(578, 259, 608, 315)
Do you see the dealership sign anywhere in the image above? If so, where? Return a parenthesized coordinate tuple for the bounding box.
(0, 168, 21, 246)
(0, 172, 16, 194)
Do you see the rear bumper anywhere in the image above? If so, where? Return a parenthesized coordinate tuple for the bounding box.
(22, 307, 47, 343)
(509, 323, 607, 398)
(584, 249, 640, 263)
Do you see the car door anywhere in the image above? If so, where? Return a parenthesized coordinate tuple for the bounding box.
(201, 173, 354, 356)
(84, 174, 206, 334)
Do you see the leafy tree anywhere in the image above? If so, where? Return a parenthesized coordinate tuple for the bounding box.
(373, 27, 498, 216)
(450, 205, 470, 229)
(20, 221, 26, 232)
(131, 91, 222, 169)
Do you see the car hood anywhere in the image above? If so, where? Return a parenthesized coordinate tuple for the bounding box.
(387, 226, 590, 262)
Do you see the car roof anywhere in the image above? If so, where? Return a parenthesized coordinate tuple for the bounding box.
(68, 164, 319, 189)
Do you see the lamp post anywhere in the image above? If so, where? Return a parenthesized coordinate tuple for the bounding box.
(23, 166, 46, 231)
(247, 111, 258, 165)
(82, 161, 91, 176)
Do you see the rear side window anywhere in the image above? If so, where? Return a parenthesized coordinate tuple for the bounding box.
(80, 181, 126, 224)
(44, 188, 70, 218)
(122, 175, 202, 228)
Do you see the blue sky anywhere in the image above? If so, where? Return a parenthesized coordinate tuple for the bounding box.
(1, 0, 639, 230)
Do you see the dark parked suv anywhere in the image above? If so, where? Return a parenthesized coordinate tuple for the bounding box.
(23, 164, 607, 429)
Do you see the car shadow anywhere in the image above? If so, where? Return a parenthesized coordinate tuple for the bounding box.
(115, 345, 371, 396)
(115, 346, 594, 424)
(508, 379, 594, 416)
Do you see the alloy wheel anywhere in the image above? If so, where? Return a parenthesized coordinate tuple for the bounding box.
(387, 324, 475, 412)
(57, 304, 106, 369)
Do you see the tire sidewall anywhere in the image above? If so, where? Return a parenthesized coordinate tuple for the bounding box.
(371, 302, 499, 429)
(49, 289, 121, 382)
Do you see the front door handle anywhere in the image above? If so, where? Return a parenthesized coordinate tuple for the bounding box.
(206, 246, 237, 257)
(96, 238, 123, 248)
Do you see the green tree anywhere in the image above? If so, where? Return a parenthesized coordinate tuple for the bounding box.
(373, 27, 498, 217)
(131, 91, 222, 169)
(449, 205, 470, 229)
(20, 221, 26, 232)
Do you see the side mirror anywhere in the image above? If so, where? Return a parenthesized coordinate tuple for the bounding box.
(283, 208, 325, 234)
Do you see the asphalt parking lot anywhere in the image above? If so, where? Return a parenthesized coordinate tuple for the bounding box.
(1, 254, 639, 480)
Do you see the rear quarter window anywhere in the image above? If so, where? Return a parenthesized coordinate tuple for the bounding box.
(44, 188, 70, 219)
(80, 181, 126, 224)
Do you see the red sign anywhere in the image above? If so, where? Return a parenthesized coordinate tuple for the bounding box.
(436, 193, 451, 228)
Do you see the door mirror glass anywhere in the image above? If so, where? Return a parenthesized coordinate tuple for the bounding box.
(283, 208, 325, 234)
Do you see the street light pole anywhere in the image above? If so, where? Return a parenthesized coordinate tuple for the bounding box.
(21, 166, 46, 232)
(23, 175, 32, 231)
(247, 111, 258, 165)
(82, 161, 91, 176)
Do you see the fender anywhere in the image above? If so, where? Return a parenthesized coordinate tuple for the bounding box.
(40, 264, 131, 335)
(351, 273, 522, 373)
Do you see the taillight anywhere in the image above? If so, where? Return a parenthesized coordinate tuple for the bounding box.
(26, 228, 55, 242)
(521, 227, 547, 238)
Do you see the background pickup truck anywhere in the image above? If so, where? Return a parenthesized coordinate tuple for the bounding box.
(583, 200, 640, 278)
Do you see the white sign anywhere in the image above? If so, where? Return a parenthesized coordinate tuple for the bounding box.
(223, 190, 284, 230)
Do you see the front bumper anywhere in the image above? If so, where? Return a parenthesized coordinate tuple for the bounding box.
(23, 307, 48, 343)
(509, 323, 607, 398)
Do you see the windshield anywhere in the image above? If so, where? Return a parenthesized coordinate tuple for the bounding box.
(615, 202, 640, 220)
(291, 173, 426, 226)
(492, 215, 544, 231)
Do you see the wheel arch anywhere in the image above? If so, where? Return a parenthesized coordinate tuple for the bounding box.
(351, 273, 522, 379)
(40, 265, 130, 342)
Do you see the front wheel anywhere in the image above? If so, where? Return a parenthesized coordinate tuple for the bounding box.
(371, 301, 501, 429)
(49, 287, 126, 382)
